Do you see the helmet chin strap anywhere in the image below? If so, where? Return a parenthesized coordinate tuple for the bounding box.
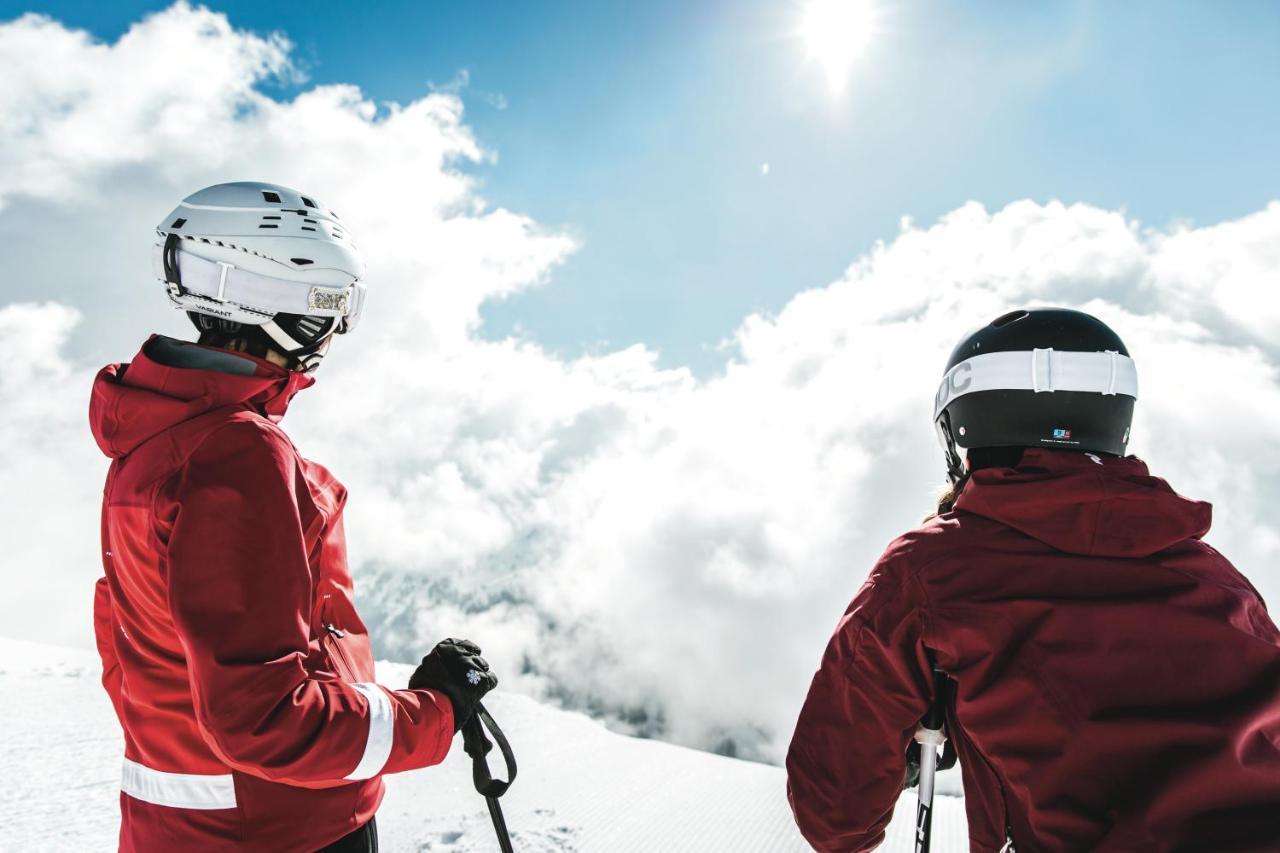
(935, 413, 968, 484)
(293, 337, 331, 373)
(162, 234, 185, 296)
(257, 318, 332, 374)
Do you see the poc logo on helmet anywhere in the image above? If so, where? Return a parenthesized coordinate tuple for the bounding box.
(934, 362, 973, 414)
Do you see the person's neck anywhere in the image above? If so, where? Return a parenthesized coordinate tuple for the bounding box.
(231, 342, 289, 369)
(199, 334, 291, 369)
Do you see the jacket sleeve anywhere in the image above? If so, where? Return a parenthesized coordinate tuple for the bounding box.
(164, 419, 454, 787)
(93, 576, 125, 722)
(785, 552, 934, 853)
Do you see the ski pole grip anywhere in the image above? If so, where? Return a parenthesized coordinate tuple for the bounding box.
(462, 702, 518, 799)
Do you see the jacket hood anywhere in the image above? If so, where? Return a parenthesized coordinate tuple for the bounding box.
(953, 448, 1212, 558)
(90, 335, 314, 459)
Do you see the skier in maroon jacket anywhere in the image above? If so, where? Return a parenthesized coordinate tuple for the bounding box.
(92, 182, 498, 852)
(786, 308, 1280, 852)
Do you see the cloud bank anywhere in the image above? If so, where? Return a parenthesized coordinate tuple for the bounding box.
(1, 4, 1276, 762)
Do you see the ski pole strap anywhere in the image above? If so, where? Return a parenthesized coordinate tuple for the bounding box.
(461, 703, 517, 799)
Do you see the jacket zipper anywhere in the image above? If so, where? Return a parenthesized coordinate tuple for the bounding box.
(323, 622, 357, 681)
(948, 708, 1019, 852)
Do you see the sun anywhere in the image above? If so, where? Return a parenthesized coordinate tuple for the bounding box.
(799, 0, 879, 94)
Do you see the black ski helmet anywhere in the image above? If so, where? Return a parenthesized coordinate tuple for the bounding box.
(933, 308, 1138, 482)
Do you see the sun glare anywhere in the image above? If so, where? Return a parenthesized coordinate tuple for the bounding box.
(800, 0, 878, 95)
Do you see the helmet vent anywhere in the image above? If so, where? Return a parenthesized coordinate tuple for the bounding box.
(262, 215, 281, 221)
(170, 218, 186, 229)
(303, 218, 317, 224)
(291, 258, 314, 265)
(301, 226, 317, 232)
(258, 224, 279, 229)
(262, 190, 282, 203)
(301, 196, 317, 208)
(992, 310, 1030, 328)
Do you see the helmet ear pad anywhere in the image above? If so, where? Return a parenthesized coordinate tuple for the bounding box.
(271, 313, 337, 348)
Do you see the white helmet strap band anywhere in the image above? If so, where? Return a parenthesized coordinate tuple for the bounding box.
(259, 318, 310, 355)
(934, 348, 1139, 420)
(153, 241, 361, 320)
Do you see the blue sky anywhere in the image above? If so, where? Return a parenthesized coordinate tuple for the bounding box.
(3, 0, 1280, 750)
(7, 0, 1280, 371)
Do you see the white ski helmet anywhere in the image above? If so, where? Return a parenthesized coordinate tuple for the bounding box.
(154, 181, 366, 372)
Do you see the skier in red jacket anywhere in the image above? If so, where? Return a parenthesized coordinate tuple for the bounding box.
(786, 308, 1280, 852)
(91, 182, 498, 852)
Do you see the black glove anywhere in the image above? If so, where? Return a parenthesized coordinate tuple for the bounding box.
(409, 638, 498, 732)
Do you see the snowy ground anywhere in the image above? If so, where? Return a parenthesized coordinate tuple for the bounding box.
(0, 638, 968, 851)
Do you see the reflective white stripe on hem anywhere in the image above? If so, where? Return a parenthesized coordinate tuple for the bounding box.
(346, 682, 394, 780)
(121, 758, 236, 810)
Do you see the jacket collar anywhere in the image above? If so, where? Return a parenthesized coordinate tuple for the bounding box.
(954, 449, 1212, 558)
(90, 335, 314, 459)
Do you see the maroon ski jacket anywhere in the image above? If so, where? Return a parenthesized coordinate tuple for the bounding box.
(787, 449, 1280, 852)
(90, 337, 455, 852)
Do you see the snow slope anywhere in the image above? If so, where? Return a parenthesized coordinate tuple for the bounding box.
(0, 638, 968, 851)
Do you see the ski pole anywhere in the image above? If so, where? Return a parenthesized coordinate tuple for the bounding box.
(461, 702, 518, 853)
(913, 670, 950, 853)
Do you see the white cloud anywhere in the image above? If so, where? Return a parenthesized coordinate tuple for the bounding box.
(0, 303, 105, 646)
(0, 5, 292, 208)
(0, 4, 1276, 764)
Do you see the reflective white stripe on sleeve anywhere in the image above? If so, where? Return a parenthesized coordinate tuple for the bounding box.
(121, 758, 237, 810)
(346, 682, 394, 781)
(934, 348, 1138, 418)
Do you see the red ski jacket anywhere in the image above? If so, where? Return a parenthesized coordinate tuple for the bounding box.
(90, 337, 455, 852)
(787, 449, 1280, 852)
